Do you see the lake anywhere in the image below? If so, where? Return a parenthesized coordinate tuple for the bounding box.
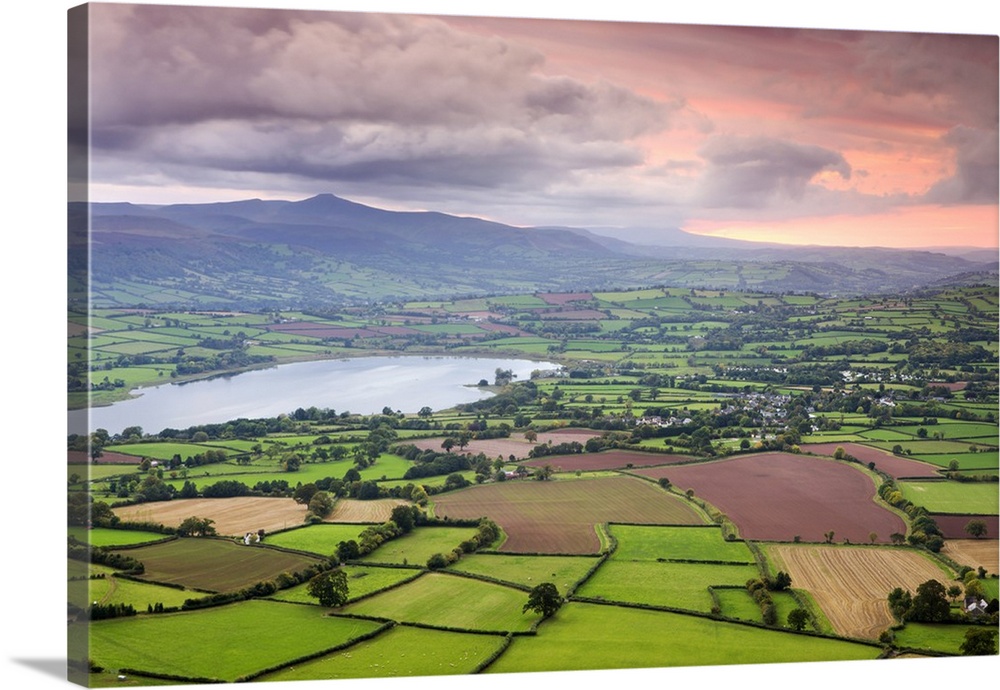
(68, 356, 558, 436)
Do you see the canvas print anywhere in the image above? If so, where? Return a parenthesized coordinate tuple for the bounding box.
(67, 2, 999, 687)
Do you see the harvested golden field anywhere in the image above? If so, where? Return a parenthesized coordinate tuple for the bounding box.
(327, 498, 408, 522)
(767, 544, 952, 641)
(113, 497, 309, 536)
(942, 539, 999, 574)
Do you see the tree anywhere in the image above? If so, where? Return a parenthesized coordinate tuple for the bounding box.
(523, 429, 538, 444)
(907, 579, 951, 622)
(787, 608, 809, 631)
(959, 627, 998, 656)
(177, 516, 216, 537)
(964, 519, 988, 538)
(293, 482, 318, 505)
(306, 569, 349, 607)
(887, 587, 912, 619)
(390, 504, 418, 533)
(769, 571, 792, 591)
(523, 582, 563, 618)
(308, 491, 335, 518)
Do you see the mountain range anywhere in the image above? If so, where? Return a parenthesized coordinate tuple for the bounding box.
(69, 193, 998, 309)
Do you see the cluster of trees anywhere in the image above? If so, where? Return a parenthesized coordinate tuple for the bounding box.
(87, 602, 137, 621)
(427, 518, 501, 570)
(744, 574, 790, 626)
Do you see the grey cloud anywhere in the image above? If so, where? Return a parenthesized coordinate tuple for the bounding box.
(695, 136, 851, 208)
(924, 126, 1000, 204)
(88, 5, 671, 195)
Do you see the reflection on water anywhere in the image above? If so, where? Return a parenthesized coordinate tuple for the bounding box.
(68, 356, 557, 436)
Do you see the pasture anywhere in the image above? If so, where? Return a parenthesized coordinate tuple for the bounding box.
(897, 480, 999, 515)
(483, 602, 880, 673)
(84, 600, 382, 682)
(576, 559, 760, 612)
(258, 624, 508, 681)
(340, 572, 541, 632)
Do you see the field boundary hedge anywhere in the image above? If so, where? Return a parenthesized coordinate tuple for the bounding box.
(116, 668, 225, 684)
(471, 633, 513, 674)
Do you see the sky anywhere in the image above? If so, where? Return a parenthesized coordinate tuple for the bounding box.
(76, 1, 1000, 249)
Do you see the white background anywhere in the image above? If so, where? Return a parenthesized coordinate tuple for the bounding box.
(2, 2, 997, 689)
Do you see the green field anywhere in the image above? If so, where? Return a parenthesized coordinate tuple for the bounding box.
(608, 524, 754, 563)
(68, 527, 172, 548)
(575, 559, 760, 612)
(85, 600, 383, 682)
(447, 553, 600, 590)
(893, 622, 991, 655)
(484, 602, 880, 673)
(898, 481, 1000, 514)
(340, 572, 541, 632)
(265, 524, 369, 556)
(357, 526, 481, 566)
(258, 624, 507, 680)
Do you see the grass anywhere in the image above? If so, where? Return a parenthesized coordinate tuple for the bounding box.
(258, 624, 507, 681)
(897, 480, 1000, 514)
(265, 523, 369, 556)
(446, 553, 600, 590)
(893, 622, 988, 654)
(68, 527, 172, 548)
(83, 575, 196, 611)
(483, 602, 880, 673)
(608, 524, 755, 563)
(357, 526, 480, 566)
(85, 600, 383, 681)
(575, 559, 760, 612)
(340, 572, 541, 631)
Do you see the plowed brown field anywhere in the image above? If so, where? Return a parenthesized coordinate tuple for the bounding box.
(800, 443, 942, 479)
(767, 544, 952, 640)
(635, 452, 906, 543)
(409, 429, 602, 460)
(942, 539, 999, 573)
(521, 450, 694, 471)
(432, 475, 703, 554)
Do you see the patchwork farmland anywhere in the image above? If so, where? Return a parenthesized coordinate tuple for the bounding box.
(68, 284, 999, 685)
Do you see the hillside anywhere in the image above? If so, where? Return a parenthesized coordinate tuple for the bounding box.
(71, 194, 997, 309)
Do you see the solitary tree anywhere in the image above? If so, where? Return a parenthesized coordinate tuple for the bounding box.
(306, 569, 349, 607)
(787, 608, 809, 631)
(964, 519, 988, 539)
(523, 582, 563, 618)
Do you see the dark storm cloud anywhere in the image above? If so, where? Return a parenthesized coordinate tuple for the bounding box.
(924, 127, 1000, 204)
(88, 4, 670, 192)
(695, 136, 851, 208)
